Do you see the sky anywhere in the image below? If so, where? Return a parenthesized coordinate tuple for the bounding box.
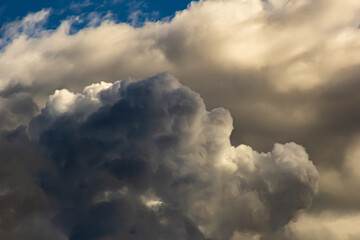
(0, 0, 360, 239)
(0, 0, 193, 26)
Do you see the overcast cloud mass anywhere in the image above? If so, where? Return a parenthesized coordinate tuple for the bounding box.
(0, 0, 360, 239)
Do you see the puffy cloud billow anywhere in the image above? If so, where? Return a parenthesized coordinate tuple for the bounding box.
(7, 0, 360, 238)
(20, 73, 318, 240)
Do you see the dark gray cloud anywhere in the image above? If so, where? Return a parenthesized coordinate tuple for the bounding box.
(0, 127, 66, 240)
(21, 73, 319, 239)
(0, 93, 38, 130)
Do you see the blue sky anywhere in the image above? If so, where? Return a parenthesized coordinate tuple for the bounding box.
(0, 0, 194, 29)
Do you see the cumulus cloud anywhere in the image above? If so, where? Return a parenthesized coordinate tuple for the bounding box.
(26, 73, 319, 239)
(1, 0, 360, 163)
(1, 0, 360, 93)
(1, 0, 360, 238)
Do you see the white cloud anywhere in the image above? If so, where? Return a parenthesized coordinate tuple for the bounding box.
(0, 9, 51, 47)
(1, 0, 360, 95)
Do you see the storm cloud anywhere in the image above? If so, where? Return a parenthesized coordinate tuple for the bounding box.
(24, 73, 318, 239)
(0, 72, 318, 239)
(1, 0, 360, 239)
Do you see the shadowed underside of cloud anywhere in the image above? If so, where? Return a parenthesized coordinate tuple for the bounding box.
(16, 73, 318, 240)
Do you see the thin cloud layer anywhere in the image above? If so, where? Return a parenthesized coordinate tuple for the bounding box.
(26, 73, 318, 239)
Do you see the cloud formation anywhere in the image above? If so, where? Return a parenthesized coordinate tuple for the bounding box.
(1, 0, 360, 238)
(25, 73, 318, 239)
(1, 0, 360, 93)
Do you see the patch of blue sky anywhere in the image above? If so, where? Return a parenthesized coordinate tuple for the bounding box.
(0, 0, 195, 31)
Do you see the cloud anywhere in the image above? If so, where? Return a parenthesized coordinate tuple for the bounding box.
(0, 93, 38, 130)
(287, 212, 360, 240)
(0, 127, 67, 240)
(1, 0, 359, 155)
(1, 0, 360, 238)
(0, 9, 51, 47)
(27, 73, 319, 239)
(2, 0, 359, 93)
